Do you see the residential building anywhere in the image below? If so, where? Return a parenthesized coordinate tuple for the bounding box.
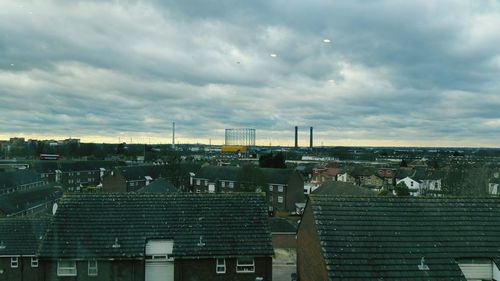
(0, 170, 47, 195)
(0, 217, 48, 281)
(102, 165, 170, 192)
(298, 196, 500, 281)
(192, 165, 305, 213)
(0, 185, 63, 217)
(39, 193, 273, 281)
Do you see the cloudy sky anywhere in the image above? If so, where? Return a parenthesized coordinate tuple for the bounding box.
(1, 1, 500, 147)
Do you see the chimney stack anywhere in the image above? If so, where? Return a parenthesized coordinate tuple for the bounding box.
(310, 127, 313, 148)
(294, 126, 298, 148)
(172, 122, 176, 148)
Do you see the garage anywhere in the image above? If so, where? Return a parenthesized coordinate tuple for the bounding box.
(145, 240, 174, 281)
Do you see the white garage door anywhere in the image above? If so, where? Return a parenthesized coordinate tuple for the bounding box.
(145, 240, 174, 281)
(145, 260, 174, 281)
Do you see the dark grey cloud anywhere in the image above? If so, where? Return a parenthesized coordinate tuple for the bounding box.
(1, 0, 500, 146)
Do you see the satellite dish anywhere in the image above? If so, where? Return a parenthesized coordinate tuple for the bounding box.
(52, 203, 58, 215)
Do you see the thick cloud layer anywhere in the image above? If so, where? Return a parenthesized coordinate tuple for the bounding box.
(1, 1, 499, 146)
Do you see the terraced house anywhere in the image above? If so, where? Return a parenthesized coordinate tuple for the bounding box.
(0, 170, 47, 195)
(0, 217, 48, 281)
(192, 165, 305, 213)
(298, 196, 500, 281)
(39, 193, 273, 281)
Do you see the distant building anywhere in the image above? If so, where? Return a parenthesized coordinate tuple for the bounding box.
(102, 165, 169, 192)
(0, 170, 47, 195)
(0, 185, 62, 217)
(192, 165, 305, 213)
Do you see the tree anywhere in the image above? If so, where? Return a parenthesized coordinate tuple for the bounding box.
(395, 182, 410, 196)
(259, 152, 286, 169)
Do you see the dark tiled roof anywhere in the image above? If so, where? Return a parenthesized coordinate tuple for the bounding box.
(350, 166, 377, 177)
(312, 181, 377, 196)
(195, 166, 239, 181)
(119, 165, 169, 181)
(0, 185, 63, 215)
(32, 161, 124, 173)
(490, 177, 500, 184)
(269, 217, 297, 233)
(308, 196, 500, 280)
(137, 178, 178, 193)
(40, 193, 273, 259)
(0, 217, 49, 255)
(261, 168, 295, 184)
(0, 170, 41, 191)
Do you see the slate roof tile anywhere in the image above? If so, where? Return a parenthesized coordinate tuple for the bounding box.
(308, 196, 500, 280)
(40, 193, 273, 259)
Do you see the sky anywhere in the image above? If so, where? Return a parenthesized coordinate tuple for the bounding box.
(1, 1, 500, 147)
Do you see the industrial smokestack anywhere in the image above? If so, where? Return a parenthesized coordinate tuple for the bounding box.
(310, 127, 313, 148)
(172, 122, 176, 148)
(294, 126, 298, 148)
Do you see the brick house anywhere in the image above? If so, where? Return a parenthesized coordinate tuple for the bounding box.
(311, 163, 339, 185)
(102, 165, 170, 192)
(298, 196, 500, 280)
(39, 193, 273, 281)
(192, 166, 305, 213)
(0, 217, 48, 281)
(32, 161, 124, 191)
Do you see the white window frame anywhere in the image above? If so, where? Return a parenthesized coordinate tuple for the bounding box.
(278, 196, 284, 203)
(88, 260, 98, 276)
(11, 257, 19, 268)
(57, 260, 77, 276)
(221, 181, 226, 188)
(31, 257, 39, 268)
(216, 258, 226, 274)
(236, 258, 255, 273)
(269, 185, 273, 192)
(278, 185, 284, 192)
(196, 179, 201, 185)
(228, 182, 234, 188)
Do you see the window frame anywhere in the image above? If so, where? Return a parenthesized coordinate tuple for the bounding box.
(11, 257, 19, 268)
(88, 260, 98, 276)
(278, 196, 284, 203)
(31, 257, 39, 268)
(236, 257, 255, 273)
(278, 185, 284, 192)
(216, 258, 226, 274)
(57, 260, 77, 276)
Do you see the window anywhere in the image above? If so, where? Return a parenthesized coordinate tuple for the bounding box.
(228, 182, 234, 188)
(236, 258, 255, 273)
(88, 260, 98, 276)
(31, 257, 39, 268)
(410, 181, 414, 187)
(269, 185, 273, 192)
(221, 181, 226, 188)
(11, 257, 18, 268)
(216, 258, 226, 274)
(278, 185, 284, 192)
(278, 196, 283, 203)
(57, 260, 77, 276)
(196, 179, 201, 185)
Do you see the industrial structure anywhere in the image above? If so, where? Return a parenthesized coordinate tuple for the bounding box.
(224, 128, 256, 146)
(294, 126, 314, 148)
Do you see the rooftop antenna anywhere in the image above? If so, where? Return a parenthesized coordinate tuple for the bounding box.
(112, 238, 121, 248)
(197, 236, 205, 247)
(418, 257, 429, 271)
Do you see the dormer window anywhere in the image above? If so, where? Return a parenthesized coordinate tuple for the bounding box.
(457, 258, 499, 281)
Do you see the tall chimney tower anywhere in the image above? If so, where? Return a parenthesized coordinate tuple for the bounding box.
(172, 121, 175, 148)
(310, 127, 313, 148)
(294, 126, 298, 148)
